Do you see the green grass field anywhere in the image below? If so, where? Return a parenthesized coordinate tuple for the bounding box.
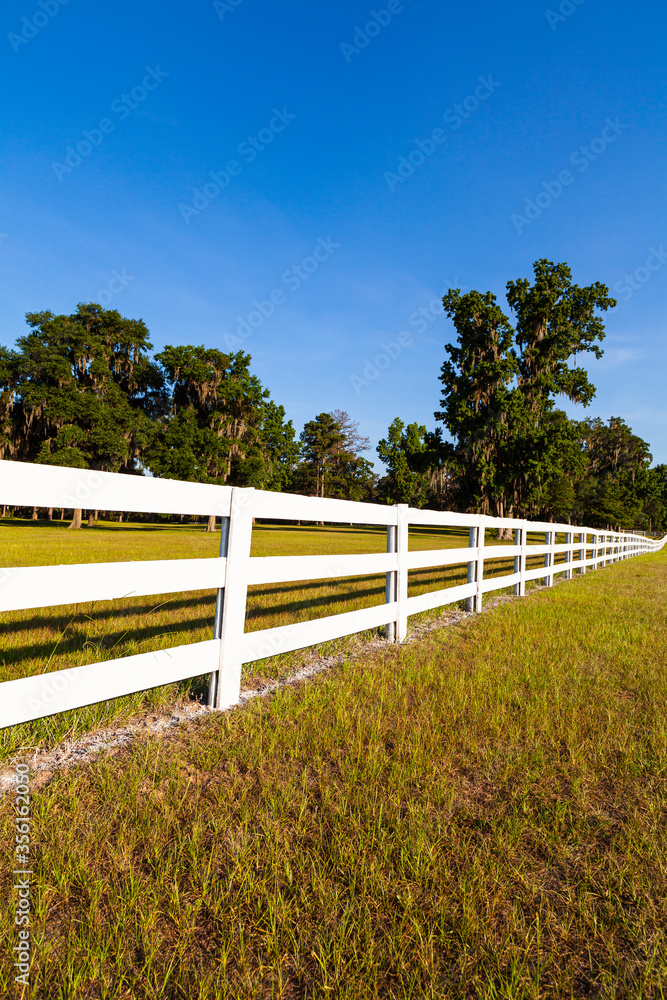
(0, 547, 665, 998)
(0, 517, 560, 762)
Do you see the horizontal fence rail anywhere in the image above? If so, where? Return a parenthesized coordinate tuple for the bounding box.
(0, 458, 665, 728)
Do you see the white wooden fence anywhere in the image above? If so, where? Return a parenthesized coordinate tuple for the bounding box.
(0, 458, 665, 729)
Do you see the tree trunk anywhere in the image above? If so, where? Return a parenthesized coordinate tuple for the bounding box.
(206, 514, 216, 532)
(118, 513, 123, 522)
(87, 511, 96, 527)
(1, 505, 6, 517)
(68, 508, 82, 530)
(47, 507, 53, 521)
(32, 506, 38, 520)
(60, 508, 64, 520)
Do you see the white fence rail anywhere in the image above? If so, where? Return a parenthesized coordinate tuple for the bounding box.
(1, 458, 665, 729)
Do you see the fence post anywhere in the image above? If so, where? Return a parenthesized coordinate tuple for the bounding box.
(564, 530, 572, 580)
(466, 523, 478, 612)
(513, 522, 526, 596)
(213, 487, 255, 710)
(475, 515, 485, 612)
(395, 504, 409, 641)
(579, 531, 586, 575)
(208, 515, 230, 708)
(520, 520, 528, 595)
(543, 529, 553, 586)
(385, 514, 398, 641)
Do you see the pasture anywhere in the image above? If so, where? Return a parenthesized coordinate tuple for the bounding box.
(0, 546, 665, 997)
(0, 516, 531, 761)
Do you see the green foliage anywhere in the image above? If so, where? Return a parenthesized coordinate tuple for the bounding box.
(377, 418, 430, 506)
(437, 260, 617, 520)
(2, 303, 165, 473)
(259, 400, 300, 491)
(574, 417, 659, 529)
(436, 289, 518, 515)
(298, 413, 345, 498)
(507, 258, 613, 409)
(149, 346, 272, 487)
(1, 289, 662, 533)
(297, 411, 376, 501)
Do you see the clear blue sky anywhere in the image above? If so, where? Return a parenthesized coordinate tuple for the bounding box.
(2, 0, 665, 467)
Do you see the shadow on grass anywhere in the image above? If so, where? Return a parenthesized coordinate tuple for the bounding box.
(0, 518, 203, 533)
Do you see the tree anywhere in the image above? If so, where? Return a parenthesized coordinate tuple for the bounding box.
(436, 288, 519, 519)
(376, 420, 457, 508)
(0, 346, 18, 462)
(581, 416, 652, 482)
(256, 400, 300, 492)
(298, 413, 345, 498)
(639, 465, 667, 531)
(5, 303, 166, 526)
(436, 261, 616, 526)
(327, 410, 376, 501)
(377, 419, 430, 507)
(575, 417, 655, 529)
(329, 410, 370, 459)
(148, 346, 278, 528)
(295, 412, 376, 503)
(526, 410, 587, 523)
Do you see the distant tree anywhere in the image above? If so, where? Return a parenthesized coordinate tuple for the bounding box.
(4, 303, 166, 527)
(581, 416, 652, 482)
(437, 260, 616, 528)
(329, 410, 370, 458)
(296, 412, 376, 502)
(327, 410, 376, 501)
(377, 419, 430, 507)
(298, 413, 345, 498)
(148, 346, 282, 528)
(574, 417, 656, 529)
(0, 346, 18, 462)
(436, 288, 519, 520)
(377, 419, 457, 508)
(640, 465, 667, 531)
(258, 400, 300, 492)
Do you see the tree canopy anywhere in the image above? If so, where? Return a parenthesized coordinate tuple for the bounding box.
(1, 288, 664, 532)
(436, 260, 617, 521)
(1, 303, 165, 472)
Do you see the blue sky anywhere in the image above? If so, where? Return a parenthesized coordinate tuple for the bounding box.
(2, 0, 666, 467)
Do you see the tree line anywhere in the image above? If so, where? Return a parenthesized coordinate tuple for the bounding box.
(0, 260, 665, 531)
(0, 303, 375, 526)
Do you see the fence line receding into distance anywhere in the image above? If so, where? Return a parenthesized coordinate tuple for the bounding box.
(0, 458, 665, 728)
